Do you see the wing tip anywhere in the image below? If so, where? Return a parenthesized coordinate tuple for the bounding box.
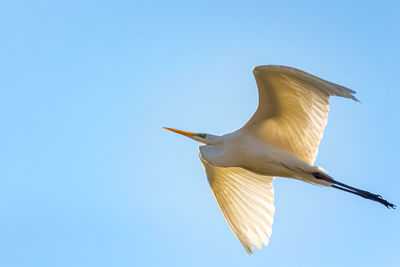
(334, 85, 360, 102)
(351, 94, 361, 102)
(252, 65, 362, 103)
(245, 245, 254, 255)
(241, 238, 272, 255)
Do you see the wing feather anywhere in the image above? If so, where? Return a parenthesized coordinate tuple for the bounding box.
(200, 157, 275, 254)
(243, 65, 358, 164)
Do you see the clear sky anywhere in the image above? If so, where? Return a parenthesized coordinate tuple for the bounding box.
(1, 1, 399, 266)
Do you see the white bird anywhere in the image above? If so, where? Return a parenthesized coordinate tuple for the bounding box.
(164, 65, 395, 254)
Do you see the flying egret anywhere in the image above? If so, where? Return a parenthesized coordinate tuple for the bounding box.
(164, 65, 395, 254)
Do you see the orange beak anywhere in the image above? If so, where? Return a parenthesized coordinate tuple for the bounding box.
(163, 127, 196, 137)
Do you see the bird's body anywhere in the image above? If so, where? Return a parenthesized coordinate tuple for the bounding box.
(164, 65, 395, 254)
(199, 130, 324, 185)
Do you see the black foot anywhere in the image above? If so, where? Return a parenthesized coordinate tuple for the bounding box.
(313, 172, 396, 209)
(359, 190, 396, 209)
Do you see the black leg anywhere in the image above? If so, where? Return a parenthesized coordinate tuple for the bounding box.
(312, 172, 396, 209)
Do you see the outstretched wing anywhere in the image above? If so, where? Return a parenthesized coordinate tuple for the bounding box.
(200, 157, 275, 254)
(243, 65, 358, 164)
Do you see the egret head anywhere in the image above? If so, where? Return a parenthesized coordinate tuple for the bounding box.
(163, 127, 221, 145)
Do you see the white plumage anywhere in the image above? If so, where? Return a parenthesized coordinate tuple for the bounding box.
(246, 65, 358, 165)
(201, 157, 275, 254)
(164, 65, 395, 254)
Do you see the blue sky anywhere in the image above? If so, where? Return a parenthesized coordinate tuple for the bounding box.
(1, 1, 399, 266)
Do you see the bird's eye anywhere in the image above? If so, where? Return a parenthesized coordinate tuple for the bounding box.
(198, 133, 207, 138)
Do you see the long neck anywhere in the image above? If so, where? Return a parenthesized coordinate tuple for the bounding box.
(205, 134, 224, 146)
